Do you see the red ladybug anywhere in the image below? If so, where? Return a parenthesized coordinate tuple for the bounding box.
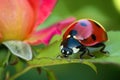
(60, 19, 108, 58)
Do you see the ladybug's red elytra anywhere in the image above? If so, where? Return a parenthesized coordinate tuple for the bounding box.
(60, 19, 108, 58)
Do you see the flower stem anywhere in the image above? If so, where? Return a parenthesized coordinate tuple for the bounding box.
(0, 67, 5, 80)
(9, 66, 32, 80)
(9, 65, 41, 80)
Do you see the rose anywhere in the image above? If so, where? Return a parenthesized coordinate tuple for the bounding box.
(0, 0, 75, 60)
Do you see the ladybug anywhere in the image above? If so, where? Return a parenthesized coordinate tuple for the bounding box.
(60, 19, 108, 59)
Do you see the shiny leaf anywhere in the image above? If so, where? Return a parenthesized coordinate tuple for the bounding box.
(3, 41, 32, 61)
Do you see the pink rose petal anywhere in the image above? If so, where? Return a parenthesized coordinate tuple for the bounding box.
(24, 17, 76, 45)
(28, 0, 57, 29)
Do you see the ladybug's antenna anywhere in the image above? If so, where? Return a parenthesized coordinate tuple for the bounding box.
(56, 54, 62, 59)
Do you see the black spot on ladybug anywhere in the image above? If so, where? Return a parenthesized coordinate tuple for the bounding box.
(91, 34, 96, 41)
(94, 22, 101, 28)
(80, 22, 87, 27)
(69, 30, 77, 36)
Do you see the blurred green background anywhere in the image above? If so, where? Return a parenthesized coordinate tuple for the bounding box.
(40, 0, 120, 31)
(15, 0, 120, 80)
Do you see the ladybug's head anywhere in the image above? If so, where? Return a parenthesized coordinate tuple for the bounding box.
(60, 46, 73, 58)
(60, 31, 82, 58)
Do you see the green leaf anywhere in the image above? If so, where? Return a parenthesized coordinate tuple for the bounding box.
(0, 67, 5, 80)
(82, 61, 97, 73)
(28, 31, 120, 66)
(0, 45, 10, 66)
(44, 68, 57, 80)
(3, 41, 32, 61)
(9, 30, 120, 80)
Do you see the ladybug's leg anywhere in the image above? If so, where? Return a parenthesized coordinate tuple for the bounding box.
(92, 43, 109, 54)
(79, 47, 94, 59)
(99, 43, 109, 54)
(87, 49, 95, 58)
(79, 46, 86, 59)
(80, 50, 86, 59)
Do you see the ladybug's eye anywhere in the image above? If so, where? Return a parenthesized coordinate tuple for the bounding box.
(61, 49, 65, 53)
(67, 51, 70, 54)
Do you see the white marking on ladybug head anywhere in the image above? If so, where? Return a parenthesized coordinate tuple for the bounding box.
(67, 35, 71, 38)
(72, 47, 80, 53)
(60, 45, 63, 50)
(73, 36, 77, 39)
